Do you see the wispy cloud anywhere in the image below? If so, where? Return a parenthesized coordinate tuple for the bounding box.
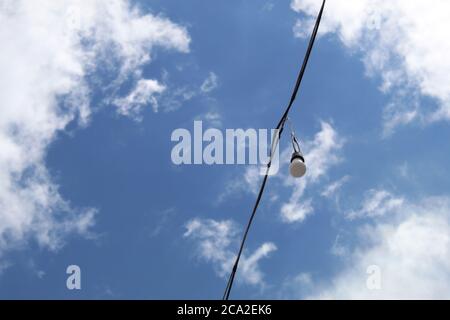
(113, 79, 166, 119)
(158, 71, 222, 125)
(346, 189, 405, 220)
(200, 72, 219, 94)
(184, 218, 277, 287)
(149, 208, 176, 238)
(261, 2, 275, 12)
(321, 175, 350, 198)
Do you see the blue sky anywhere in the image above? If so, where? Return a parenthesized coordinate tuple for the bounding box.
(1, 0, 450, 299)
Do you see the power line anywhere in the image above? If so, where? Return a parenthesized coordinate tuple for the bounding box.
(222, 0, 326, 300)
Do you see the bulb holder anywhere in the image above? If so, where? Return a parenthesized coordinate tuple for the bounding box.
(290, 152, 306, 178)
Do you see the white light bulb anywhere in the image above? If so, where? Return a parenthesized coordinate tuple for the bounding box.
(290, 153, 306, 178)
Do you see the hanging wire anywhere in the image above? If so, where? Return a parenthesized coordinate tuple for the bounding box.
(286, 117, 302, 154)
(222, 0, 326, 300)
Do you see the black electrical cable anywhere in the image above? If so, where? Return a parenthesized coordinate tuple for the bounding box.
(222, 0, 326, 300)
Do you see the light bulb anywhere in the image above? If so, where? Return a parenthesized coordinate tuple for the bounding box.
(290, 152, 306, 178)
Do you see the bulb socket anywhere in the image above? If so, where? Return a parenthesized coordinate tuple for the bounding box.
(291, 152, 305, 164)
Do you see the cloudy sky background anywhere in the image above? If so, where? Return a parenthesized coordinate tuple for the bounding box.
(1, 0, 450, 299)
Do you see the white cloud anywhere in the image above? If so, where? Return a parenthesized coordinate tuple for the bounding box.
(299, 122, 344, 182)
(113, 79, 166, 119)
(0, 1, 189, 257)
(330, 234, 348, 257)
(149, 207, 176, 238)
(217, 166, 260, 204)
(184, 219, 237, 277)
(244, 167, 261, 195)
(200, 72, 219, 93)
(159, 72, 222, 127)
(203, 111, 223, 127)
(240, 242, 278, 286)
(397, 162, 410, 179)
(309, 196, 450, 299)
(162, 71, 218, 112)
(291, 0, 450, 134)
(382, 98, 419, 137)
(160, 85, 198, 112)
(184, 218, 277, 286)
(346, 189, 405, 220)
(278, 272, 314, 299)
(321, 175, 350, 198)
(262, 2, 275, 12)
(281, 199, 314, 224)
